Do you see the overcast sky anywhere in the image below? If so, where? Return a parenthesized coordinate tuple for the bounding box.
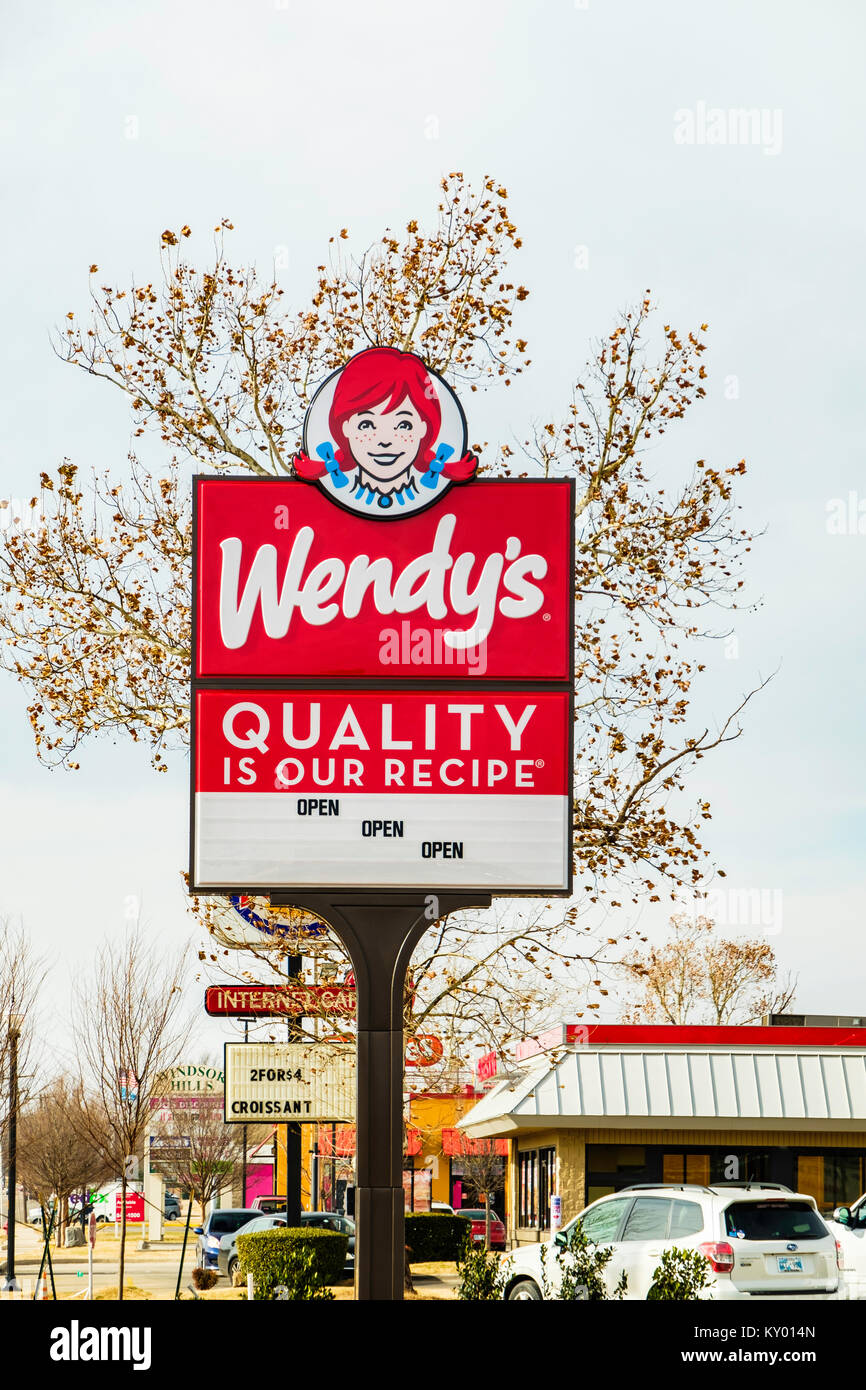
(1, 0, 864, 1056)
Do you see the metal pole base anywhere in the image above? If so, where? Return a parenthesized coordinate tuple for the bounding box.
(354, 1188, 404, 1300)
(270, 890, 491, 1300)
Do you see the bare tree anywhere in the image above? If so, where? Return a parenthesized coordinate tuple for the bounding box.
(0, 920, 46, 1145)
(151, 1089, 247, 1224)
(72, 925, 191, 1300)
(16, 1076, 109, 1245)
(619, 912, 797, 1025)
(456, 1142, 506, 1251)
(0, 175, 763, 1059)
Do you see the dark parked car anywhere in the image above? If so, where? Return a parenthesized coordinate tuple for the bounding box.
(218, 1214, 288, 1279)
(249, 1195, 290, 1215)
(217, 1209, 355, 1280)
(164, 1194, 181, 1221)
(301, 1211, 355, 1274)
(194, 1208, 262, 1269)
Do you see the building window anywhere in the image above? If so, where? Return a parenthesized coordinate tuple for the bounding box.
(662, 1151, 770, 1187)
(402, 1162, 432, 1212)
(797, 1153, 866, 1212)
(518, 1147, 556, 1227)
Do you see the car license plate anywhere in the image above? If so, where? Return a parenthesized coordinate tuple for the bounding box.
(777, 1256, 803, 1273)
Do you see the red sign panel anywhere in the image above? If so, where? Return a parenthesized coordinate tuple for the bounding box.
(191, 687, 571, 892)
(316, 1126, 422, 1157)
(194, 478, 573, 682)
(476, 1050, 499, 1082)
(115, 1191, 145, 1223)
(441, 1129, 508, 1157)
(404, 1035, 445, 1068)
(204, 984, 356, 1017)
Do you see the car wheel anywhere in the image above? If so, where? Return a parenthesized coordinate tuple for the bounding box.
(228, 1256, 239, 1281)
(507, 1279, 543, 1301)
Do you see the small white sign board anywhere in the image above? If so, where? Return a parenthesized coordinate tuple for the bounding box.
(224, 1042, 355, 1124)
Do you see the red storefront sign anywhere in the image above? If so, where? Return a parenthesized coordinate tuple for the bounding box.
(193, 478, 573, 683)
(441, 1129, 508, 1157)
(404, 1035, 444, 1068)
(476, 1050, 498, 1082)
(204, 984, 356, 1017)
(316, 1126, 422, 1157)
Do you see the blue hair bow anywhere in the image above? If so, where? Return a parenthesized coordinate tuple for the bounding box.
(316, 441, 349, 488)
(420, 443, 454, 489)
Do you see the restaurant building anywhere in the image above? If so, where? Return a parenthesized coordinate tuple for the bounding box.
(457, 1024, 866, 1245)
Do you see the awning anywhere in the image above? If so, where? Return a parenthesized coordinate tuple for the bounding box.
(457, 1046, 866, 1138)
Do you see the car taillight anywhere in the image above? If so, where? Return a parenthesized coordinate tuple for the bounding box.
(836, 1240, 844, 1271)
(698, 1241, 735, 1273)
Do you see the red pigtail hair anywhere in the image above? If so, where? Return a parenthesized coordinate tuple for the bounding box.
(441, 451, 478, 481)
(292, 449, 355, 480)
(411, 448, 478, 481)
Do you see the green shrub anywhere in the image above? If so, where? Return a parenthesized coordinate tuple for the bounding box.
(647, 1247, 712, 1300)
(540, 1224, 628, 1300)
(236, 1227, 348, 1300)
(404, 1213, 471, 1262)
(457, 1244, 505, 1300)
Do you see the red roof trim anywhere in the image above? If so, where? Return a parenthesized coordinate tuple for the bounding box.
(562, 1024, 866, 1048)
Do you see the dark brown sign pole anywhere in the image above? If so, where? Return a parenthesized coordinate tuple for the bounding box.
(284, 953, 303, 1227)
(270, 890, 490, 1300)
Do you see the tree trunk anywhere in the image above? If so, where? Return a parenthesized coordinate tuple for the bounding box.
(484, 1192, 491, 1251)
(118, 1175, 126, 1302)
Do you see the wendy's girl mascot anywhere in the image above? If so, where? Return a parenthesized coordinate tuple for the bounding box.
(293, 346, 477, 517)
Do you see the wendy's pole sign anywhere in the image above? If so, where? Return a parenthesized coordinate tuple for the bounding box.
(189, 346, 574, 1299)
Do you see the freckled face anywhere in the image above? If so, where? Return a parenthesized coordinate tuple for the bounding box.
(343, 397, 428, 491)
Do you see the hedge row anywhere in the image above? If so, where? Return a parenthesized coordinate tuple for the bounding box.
(405, 1213, 472, 1262)
(236, 1227, 348, 1299)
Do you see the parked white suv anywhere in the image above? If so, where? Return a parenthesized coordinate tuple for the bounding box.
(827, 1192, 866, 1298)
(501, 1184, 845, 1300)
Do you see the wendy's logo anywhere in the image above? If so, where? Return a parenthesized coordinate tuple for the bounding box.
(293, 347, 478, 519)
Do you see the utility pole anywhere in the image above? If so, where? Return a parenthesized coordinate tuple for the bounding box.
(330, 1123, 336, 1211)
(240, 1015, 252, 1205)
(3, 1013, 22, 1292)
(311, 1138, 320, 1212)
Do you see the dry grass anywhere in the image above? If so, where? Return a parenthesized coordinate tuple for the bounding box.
(91, 1284, 153, 1301)
(178, 1287, 248, 1301)
(328, 1287, 450, 1301)
(15, 1227, 194, 1264)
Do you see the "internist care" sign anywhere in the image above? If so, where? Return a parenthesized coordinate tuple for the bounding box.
(190, 346, 574, 897)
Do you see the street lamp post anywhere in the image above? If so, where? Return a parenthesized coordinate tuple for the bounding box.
(3, 1013, 23, 1292)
